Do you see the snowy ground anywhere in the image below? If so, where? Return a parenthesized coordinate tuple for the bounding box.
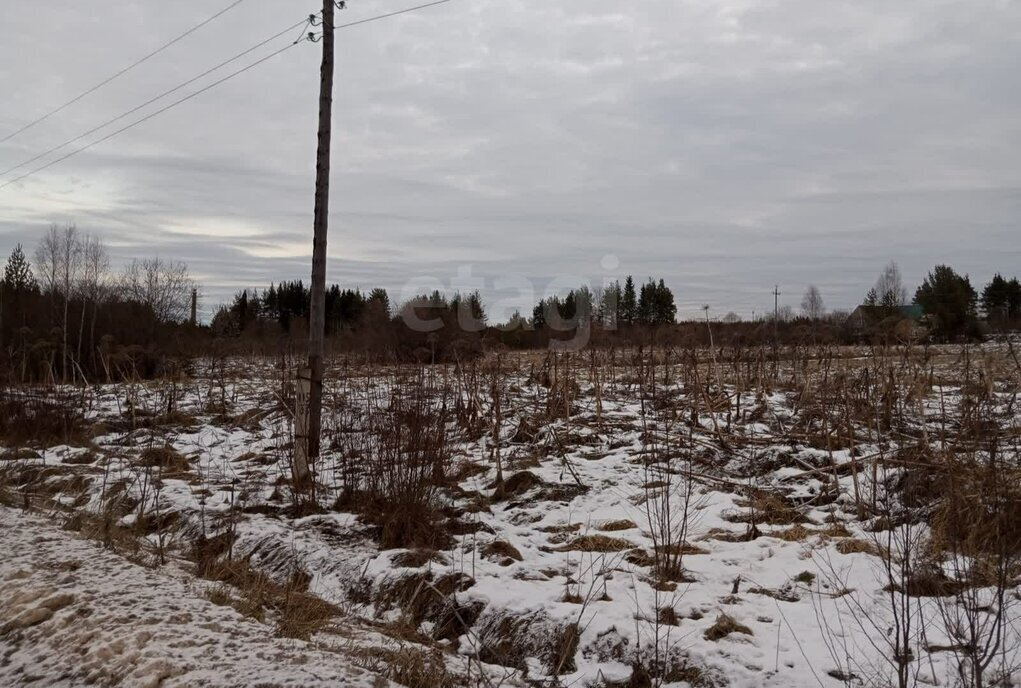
(2, 344, 1020, 686)
(0, 505, 392, 687)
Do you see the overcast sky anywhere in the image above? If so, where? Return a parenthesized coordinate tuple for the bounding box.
(1, 0, 1018, 321)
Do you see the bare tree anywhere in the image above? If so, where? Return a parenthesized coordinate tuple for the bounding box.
(78, 234, 111, 369)
(35, 224, 82, 381)
(34, 224, 62, 297)
(801, 285, 825, 320)
(874, 261, 908, 308)
(121, 257, 193, 323)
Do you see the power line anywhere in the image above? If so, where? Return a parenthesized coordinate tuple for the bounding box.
(304, 0, 452, 40)
(0, 41, 302, 190)
(0, 1, 457, 191)
(330, 0, 452, 29)
(1, 0, 247, 144)
(0, 16, 315, 179)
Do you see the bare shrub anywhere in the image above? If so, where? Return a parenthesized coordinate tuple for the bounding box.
(0, 386, 85, 446)
(929, 444, 1021, 686)
(814, 456, 929, 688)
(639, 381, 706, 583)
(336, 368, 454, 549)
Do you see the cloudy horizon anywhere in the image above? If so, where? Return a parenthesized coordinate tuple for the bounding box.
(1, 0, 1018, 322)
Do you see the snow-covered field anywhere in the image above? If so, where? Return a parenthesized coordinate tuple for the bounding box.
(2, 344, 1020, 687)
(0, 505, 389, 687)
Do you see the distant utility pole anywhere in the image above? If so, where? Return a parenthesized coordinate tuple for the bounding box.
(773, 285, 780, 347)
(296, 0, 342, 494)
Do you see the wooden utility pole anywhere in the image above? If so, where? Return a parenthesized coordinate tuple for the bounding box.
(297, 0, 338, 491)
(773, 285, 780, 344)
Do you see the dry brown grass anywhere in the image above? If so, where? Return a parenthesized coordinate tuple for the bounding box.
(195, 557, 339, 640)
(540, 522, 581, 534)
(1, 448, 42, 461)
(597, 519, 637, 531)
(885, 567, 968, 597)
(204, 583, 234, 607)
(928, 462, 1021, 557)
(138, 446, 191, 474)
(481, 539, 523, 563)
(275, 587, 340, 640)
(656, 606, 681, 626)
(703, 613, 753, 641)
(353, 645, 459, 688)
(493, 470, 542, 499)
(821, 522, 853, 538)
(348, 493, 452, 551)
(391, 549, 448, 568)
(371, 570, 478, 638)
(552, 534, 636, 552)
(476, 611, 580, 674)
(624, 548, 654, 567)
(0, 387, 85, 446)
(702, 527, 756, 543)
(727, 492, 805, 525)
(772, 524, 812, 542)
(654, 542, 709, 556)
(835, 538, 881, 556)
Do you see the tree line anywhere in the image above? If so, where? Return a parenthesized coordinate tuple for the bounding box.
(790, 261, 1019, 341)
(4, 223, 1017, 377)
(530, 276, 677, 330)
(0, 224, 196, 382)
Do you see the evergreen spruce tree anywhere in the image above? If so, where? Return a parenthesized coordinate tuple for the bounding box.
(1010, 278, 1021, 318)
(655, 279, 676, 324)
(560, 291, 577, 322)
(368, 287, 390, 316)
(532, 299, 547, 329)
(637, 280, 653, 325)
(2, 244, 35, 292)
(982, 273, 1011, 319)
(621, 276, 637, 325)
(915, 265, 978, 340)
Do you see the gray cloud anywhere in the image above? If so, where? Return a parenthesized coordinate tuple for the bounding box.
(1, 0, 1018, 320)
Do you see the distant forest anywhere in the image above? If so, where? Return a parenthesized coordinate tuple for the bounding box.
(2, 225, 1019, 380)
